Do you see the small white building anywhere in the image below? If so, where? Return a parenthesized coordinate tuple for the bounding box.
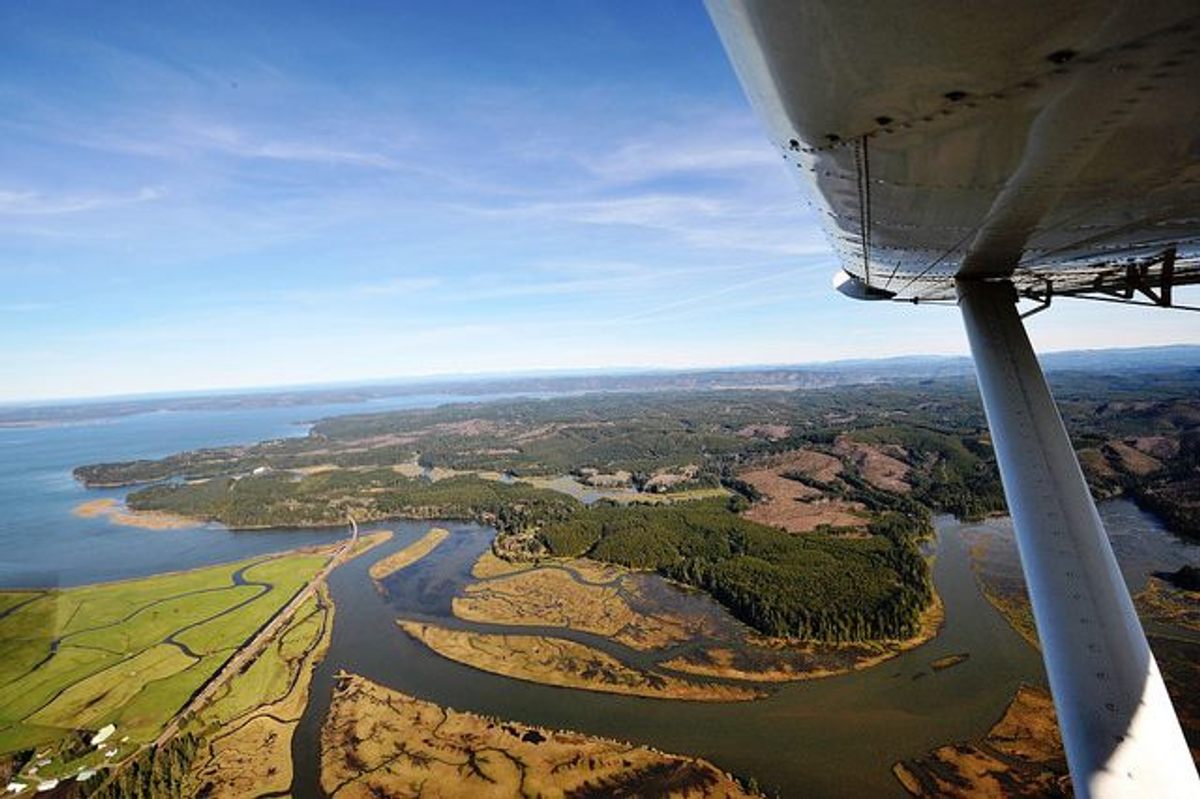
(90, 724, 116, 747)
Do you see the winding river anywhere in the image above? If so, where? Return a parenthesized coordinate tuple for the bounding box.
(291, 514, 1047, 798)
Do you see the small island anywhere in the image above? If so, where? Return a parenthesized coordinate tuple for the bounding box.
(368, 526, 450, 579)
(399, 620, 764, 702)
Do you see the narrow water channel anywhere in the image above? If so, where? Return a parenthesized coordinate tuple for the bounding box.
(291, 515, 1047, 798)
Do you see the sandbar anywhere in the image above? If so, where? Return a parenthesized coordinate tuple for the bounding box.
(74, 497, 198, 530)
(398, 620, 762, 702)
(368, 527, 449, 580)
(893, 684, 1067, 797)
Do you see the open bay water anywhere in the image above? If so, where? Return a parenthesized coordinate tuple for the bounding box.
(0, 392, 519, 587)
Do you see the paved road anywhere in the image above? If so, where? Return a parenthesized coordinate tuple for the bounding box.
(153, 517, 359, 747)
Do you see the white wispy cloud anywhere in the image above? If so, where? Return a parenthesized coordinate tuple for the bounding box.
(0, 301, 57, 313)
(464, 192, 826, 256)
(581, 136, 778, 183)
(183, 122, 401, 169)
(275, 276, 441, 304)
(0, 187, 163, 215)
(604, 266, 816, 325)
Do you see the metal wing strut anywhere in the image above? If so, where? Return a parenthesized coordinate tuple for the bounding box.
(958, 278, 1196, 797)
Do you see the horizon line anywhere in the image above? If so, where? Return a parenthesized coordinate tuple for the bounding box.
(3, 342, 1197, 409)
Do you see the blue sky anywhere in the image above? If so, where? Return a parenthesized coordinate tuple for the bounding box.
(2, 1, 1196, 402)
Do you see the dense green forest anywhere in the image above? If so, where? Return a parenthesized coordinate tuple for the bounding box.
(78, 372, 1200, 541)
(540, 497, 932, 641)
(129, 472, 580, 532)
(129, 465, 937, 641)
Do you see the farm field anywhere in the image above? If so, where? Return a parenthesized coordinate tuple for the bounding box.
(0, 547, 332, 787)
(182, 585, 334, 798)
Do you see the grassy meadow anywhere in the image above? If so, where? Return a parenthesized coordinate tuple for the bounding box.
(0, 550, 329, 785)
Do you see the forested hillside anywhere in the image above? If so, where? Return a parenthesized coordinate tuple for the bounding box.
(80, 369, 1200, 645)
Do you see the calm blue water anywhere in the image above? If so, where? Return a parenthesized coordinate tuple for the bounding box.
(3, 388, 1196, 594)
(0, 393, 511, 588)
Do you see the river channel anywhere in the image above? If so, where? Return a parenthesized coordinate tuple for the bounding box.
(292, 512, 1051, 798)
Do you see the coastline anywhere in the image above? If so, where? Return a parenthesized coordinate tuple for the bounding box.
(73, 498, 199, 531)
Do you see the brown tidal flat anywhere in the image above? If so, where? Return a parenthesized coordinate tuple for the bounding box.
(73, 497, 198, 530)
(893, 685, 1069, 797)
(368, 526, 449, 580)
(398, 621, 763, 702)
(964, 531, 1041, 650)
(463, 550, 943, 685)
(1136, 577, 1200, 634)
(454, 558, 698, 651)
(469, 549, 534, 579)
(320, 672, 760, 798)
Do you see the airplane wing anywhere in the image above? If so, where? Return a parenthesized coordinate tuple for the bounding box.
(707, 1, 1200, 306)
(704, 3, 1200, 797)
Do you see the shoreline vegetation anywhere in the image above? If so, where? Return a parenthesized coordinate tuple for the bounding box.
(452, 556, 702, 651)
(186, 581, 334, 798)
(93, 584, 336, 799)
(108, 466, 940, 647)
(533, 496, 934, 642)
(661, 593, 944, 684)
(72, 377, 1198, 542)
(320, 671, 762, 798)
(454, 550, 946, 684)
(10, 374, 1197, 795)
(961, 527, 1200, 774)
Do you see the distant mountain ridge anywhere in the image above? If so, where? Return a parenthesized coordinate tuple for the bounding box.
(3, 344, 1198, 427)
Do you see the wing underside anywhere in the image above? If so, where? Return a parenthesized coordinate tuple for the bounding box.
(708, 1, 1200, 301)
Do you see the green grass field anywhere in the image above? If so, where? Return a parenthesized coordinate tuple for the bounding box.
(0, 550, 329, 784)
(196, 588, 329, 732)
